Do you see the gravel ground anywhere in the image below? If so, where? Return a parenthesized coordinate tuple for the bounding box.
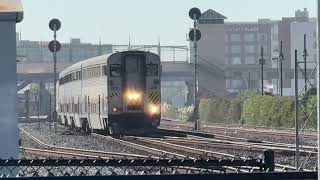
(19, 123, 154, 157)
(18, 122, 316, 172)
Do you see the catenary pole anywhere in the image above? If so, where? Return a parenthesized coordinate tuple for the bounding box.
(279, 41, 284, 96)
(294, 49, 300, 170)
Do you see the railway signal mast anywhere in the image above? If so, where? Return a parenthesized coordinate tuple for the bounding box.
(49, 19, 62, 123)
(188, 8, 201, 130)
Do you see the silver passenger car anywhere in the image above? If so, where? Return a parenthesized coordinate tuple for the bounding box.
(57, 51, 161, 135)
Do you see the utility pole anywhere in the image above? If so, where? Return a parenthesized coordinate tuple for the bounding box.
(259, 46, 265, 95)
(317, 0, 320, 177)
(303, 34, 308, 93)
(316, 0, 320, 176)
(294, 49, 300, 170)
(188, 8, 202, 131)
(279, 41, 284, 96)
(25, 90, 30, 122)
(248, 72, 251, 89)
(36, 93, 40, 130)
(49, 92, 52, 131)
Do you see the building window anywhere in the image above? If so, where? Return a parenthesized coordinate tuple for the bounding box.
(258, 33, 267, 42)
(244, 33, 256, 42)
(233, 71, 242, 78)
(245, 45, 255, 53)
(225, 46, 229, 54)
(230, 45, 241, 54)
(229, 57, 241, 65)
(225, 34, 229, 42)
(244, 56, 256, 64)
(230, 34, 241, 42)
(225, 57, 229, 64)
(272, 33, 278, 41)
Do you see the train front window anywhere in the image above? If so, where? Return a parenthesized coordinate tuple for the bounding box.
(110, 64, 121, 77)
(146, 64, 158, 76)
(125, 55, 140, 73)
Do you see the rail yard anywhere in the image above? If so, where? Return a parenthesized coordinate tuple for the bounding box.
(19, 120, 318, 173)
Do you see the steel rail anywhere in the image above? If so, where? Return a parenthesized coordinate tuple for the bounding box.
(131, 136, 312, 172)
(92, 133, 188, 159)
(161, 120, 316, 140)
(20, 128, 150, 159)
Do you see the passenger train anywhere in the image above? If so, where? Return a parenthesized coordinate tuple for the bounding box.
(57, 51, 161, 135)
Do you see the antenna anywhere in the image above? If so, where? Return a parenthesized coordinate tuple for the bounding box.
(128, 36, 131, 50)
(98, 36, 102, 56)
(157, 36, 161, 58)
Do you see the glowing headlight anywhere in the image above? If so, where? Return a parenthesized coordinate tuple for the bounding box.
(149, 105, 159, 115)
(127, 93, 141, 100)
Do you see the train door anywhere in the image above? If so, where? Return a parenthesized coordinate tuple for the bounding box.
(123, 54, 146, 112)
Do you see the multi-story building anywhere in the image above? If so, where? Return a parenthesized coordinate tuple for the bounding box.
(192, 8, 317, 96)
(277, 8, 317, 96)
(17, 38, 113, 62)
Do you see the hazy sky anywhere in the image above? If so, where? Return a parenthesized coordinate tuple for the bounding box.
(17, 0, 317, 45)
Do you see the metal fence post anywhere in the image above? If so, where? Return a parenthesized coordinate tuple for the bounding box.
(264, 149, 275, 171)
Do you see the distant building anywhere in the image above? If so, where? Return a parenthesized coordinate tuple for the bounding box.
(17, 38, 113, 62)
(277, 9, 317, 96)
(191, 8, 317, 96)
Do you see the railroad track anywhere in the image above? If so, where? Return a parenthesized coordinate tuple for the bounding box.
(156, 127, 318, 156)
(92, 133, 257, 173)
(20, 124, 315, 172)
(162, 118, 317, 134)
(122, 136, 313, 172)
(161, 119, 317, 140)
(164, 136, 318, 156)
(20, 128, 150, 159)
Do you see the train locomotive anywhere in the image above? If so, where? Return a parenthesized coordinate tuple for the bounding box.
(57, 51, 161, 135)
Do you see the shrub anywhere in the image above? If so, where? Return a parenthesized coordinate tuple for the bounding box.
(177, 106, 194, 122)
(304, 95, 317, 128)
(161, 103, 178, 119)
(242, 96, 294, 127)
(198, 97, 241, 124)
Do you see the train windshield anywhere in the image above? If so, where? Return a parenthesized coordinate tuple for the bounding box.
(146, 64, 158, 76)
(110, 64, 121, 76)
(125, 55, 141, 73)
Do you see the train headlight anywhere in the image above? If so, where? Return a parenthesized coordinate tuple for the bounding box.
(127, 93, 141, 101)
(149, 105, 159, 115)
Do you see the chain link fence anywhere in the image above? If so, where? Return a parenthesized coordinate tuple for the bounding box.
(0, 157, 274, 177)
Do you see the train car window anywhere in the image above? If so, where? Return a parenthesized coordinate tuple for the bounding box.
(110, 64, 121, 77)
(103, 65, 108, 76)
(146, 64, 158, 76)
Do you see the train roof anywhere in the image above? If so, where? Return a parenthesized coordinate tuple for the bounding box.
(59, 50, 159, 78)
(59, 54, 111, 78)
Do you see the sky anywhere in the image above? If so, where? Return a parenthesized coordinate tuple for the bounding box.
(17, 0, 317, 45)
